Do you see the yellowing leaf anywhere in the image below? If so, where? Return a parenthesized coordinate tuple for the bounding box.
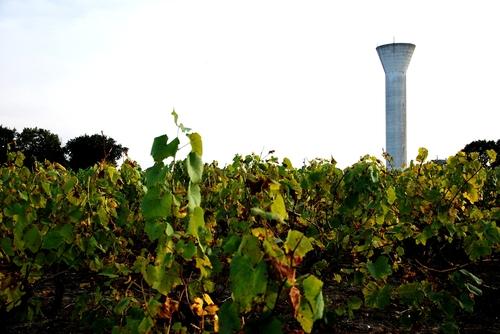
(213, 314, 219, 332)
(203, 293, 214, 305)
(191, 297, 204, 316)
(464, 188, 479, 204)
(271, 194, 288, 221)
(387, 186, 396, 205)
(416, 147, 428, 163)
(205, 304, 219, 316)
(269, 182, 280, 193)
(334, 274, 342, 283)
(189, 132, 203, 156)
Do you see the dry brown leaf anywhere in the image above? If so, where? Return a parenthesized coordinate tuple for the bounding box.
(289, 285, 301, 317)
(273, 260, 296, 283)
(159, 297, 179, 319)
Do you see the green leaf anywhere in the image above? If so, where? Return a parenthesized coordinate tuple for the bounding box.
(459, 269, 483, 285)
(295, 276, 324, 333)
(302, 275, 324, 320)
(137, 316, 154, 334)
(367, 256, 392, 280)
(144, 162, 168, 187)
(62, 176, 78, 193)
(415, 226, 434, 246)
(397, 282, 424, 305)
(143, 261, 182, 295)
(42, 230, 64, 250)
(186, 152, 203, 184)
(180, 240, 197, 259)
(347, 296, 362, 310)
(285, 230, 313, 260)
(145, 220, 164, 241)
(260, 317, 283, 334)
(363, 282, 392, 309)
(187, 206, 205, 239)
(466, 239, 491, 260)
(141, 188, 172, 220)
(187, 183, 201, 211)
(114, 297, 131, 315)
(165, 223, 174, 237)
(386, 186, 396, 205)
(188, 132, 203, 156)
(150, 135, 179, 162)
(251, 207, 283, 222)
(24, 226, 42, 253)
(230, 255, 268, 312)
(59, 224, 74, 242)
(223, 235, 241, 255)
(237, 235, 263, 265)
(0, 238, 14, 257)
(219, 302, 240, 334)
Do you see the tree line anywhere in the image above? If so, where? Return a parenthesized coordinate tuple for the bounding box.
(0, 125, 127, 170)
(1, 124, 498, 171)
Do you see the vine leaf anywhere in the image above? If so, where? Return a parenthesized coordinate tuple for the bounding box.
(230, 255, 268, 312)
(219, 302, 240, 334)
(141, 188, 172, 220)
(296, 275, 324, 333)
(285, 230, 313, 264)
(186, 152, 203, 184)
(187, 206, 205, 239)
(363, 282, 392, 309)
(367, 256, 392, 280)
(387, 186, 396, 205)
(150, 135, 179, 162)
(271, 194, 288, 221)
(23, 226, 41, 253)
(417, 147, 429, 163)
(188, 132, 203, 156)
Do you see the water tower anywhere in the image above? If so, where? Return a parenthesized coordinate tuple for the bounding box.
(377, 42, 415, 168)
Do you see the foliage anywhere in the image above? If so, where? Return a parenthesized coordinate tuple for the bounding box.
(64, 133, 128, 170)
(462, 139, 499, 168)
(0, 125, 17, 164)
(0, 116, 499, 333)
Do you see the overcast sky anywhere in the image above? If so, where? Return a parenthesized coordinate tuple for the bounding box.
(1, 0, 499, 168)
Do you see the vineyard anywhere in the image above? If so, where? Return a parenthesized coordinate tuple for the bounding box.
(1, 115, 499, 333)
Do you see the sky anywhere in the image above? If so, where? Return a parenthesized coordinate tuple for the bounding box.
(1, 0, 499, 169)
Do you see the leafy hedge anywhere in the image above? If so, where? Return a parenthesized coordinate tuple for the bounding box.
(1, 115, 499, 333)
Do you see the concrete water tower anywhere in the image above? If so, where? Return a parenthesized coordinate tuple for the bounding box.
(377, 42, 415, 169)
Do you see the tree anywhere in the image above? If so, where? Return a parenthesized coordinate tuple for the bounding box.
(0, 125, 17, 164)
(64, 133, 128, 170)
(16, 127, 66, 169)
(461, 139, 500, 168)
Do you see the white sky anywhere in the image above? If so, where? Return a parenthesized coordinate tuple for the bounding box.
(1, 0, 499, 169)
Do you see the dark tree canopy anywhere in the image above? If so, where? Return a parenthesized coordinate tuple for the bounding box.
(462, 139, 499, 168)
(0, 125, 17, 164)
(16, 127, 66, 169)
(64, 133, 127, 170)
